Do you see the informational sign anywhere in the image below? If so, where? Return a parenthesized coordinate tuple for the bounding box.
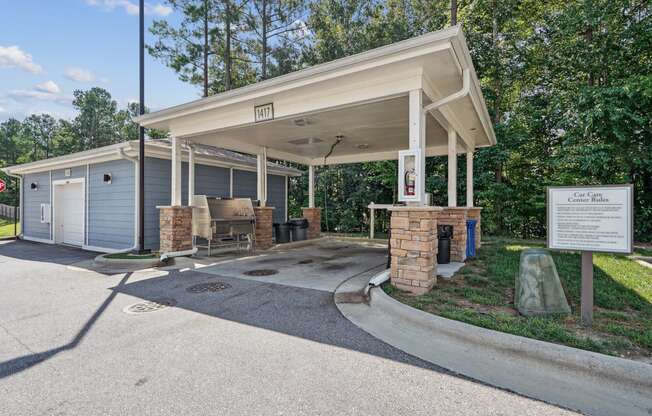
(547, 185, 633, 254)
(254, 103, 274, 123)
(0, 179, 5, 193)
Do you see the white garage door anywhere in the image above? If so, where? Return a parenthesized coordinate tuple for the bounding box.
(55, 181, 85, 246)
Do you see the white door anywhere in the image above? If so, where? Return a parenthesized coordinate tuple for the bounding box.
(56, 181, 84, 246)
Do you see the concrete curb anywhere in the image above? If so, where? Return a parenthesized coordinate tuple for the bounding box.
(93, 253, 162, 270)
(335, 280, 652, 416)
(375, 287, 652, 388)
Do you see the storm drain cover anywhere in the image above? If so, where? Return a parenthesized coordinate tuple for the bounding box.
(297, 259, 313, 265)
(243, 269, 279, 276)
(186, 281, 231, 293)
(124, 298, 176, 314)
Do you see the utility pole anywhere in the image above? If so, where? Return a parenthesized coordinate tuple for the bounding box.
(137, 0, 148, 253)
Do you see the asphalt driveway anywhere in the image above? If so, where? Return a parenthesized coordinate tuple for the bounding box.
(0, 240, 576, 415)
(198, 239, 388, 292)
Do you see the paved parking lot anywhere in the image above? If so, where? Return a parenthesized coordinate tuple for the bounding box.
(0, 240, 575, 415)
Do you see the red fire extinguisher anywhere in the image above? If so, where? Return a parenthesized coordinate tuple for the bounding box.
(405, 168, 416, 196)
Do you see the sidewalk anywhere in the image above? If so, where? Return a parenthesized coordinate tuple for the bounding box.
(335, 277, 652, 416)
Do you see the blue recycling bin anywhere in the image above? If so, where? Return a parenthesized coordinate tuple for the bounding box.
(466, 219, 478, 258)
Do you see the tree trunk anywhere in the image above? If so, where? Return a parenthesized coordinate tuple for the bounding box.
(491, 0, 504, 233)
(224, 0, 232, 90)
(451, 0, 458, 25)
(203, 0, 209, 97)
(261, 0, 268, 80)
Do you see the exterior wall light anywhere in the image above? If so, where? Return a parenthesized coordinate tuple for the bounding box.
(30, 182, 38, 190)
(103, 173, 112, 184)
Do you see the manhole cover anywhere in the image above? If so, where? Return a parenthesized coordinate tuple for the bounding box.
(297, 259, 313, 265)
(124, 298, 176, 314)
(186, 281, 231, 293)
(243, 269, 279, 276)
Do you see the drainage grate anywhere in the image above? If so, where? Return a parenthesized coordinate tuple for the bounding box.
(297, 259, 313, 265)
(124, 298, 176, 314)
(186, 281, 231, 293)
(243, 269, 279, 276)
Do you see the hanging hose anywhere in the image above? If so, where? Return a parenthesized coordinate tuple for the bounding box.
(323, 136, 343, 163)
(322, 136, 343, 232)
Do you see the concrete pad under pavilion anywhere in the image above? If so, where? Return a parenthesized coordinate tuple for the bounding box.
(136, 25, 497, 293)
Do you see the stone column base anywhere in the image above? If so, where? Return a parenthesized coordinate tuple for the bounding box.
(158, 206, 193, 254)
(254, 206, 275, 250)
(388, 206, 441, 295)
(437, 208, 469, 262)
(302, 208, 321, 239)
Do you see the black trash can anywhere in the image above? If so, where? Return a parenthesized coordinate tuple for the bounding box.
(276, 223, 291, 243)
(272, 223, 280, 242)
(437, 224, 453, 264)
(289, 218, 309, 241)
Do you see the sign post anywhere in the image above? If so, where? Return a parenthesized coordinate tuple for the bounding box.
(547, 185, 633, 326)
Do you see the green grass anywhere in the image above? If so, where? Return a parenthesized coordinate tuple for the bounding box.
(104, 252, 158, 260)
(0, 218, 19, 238)
(387, 237, 652, 359)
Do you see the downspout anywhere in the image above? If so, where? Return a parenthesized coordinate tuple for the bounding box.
(422, 67, 470, 115)
(117, 147, 140, 252)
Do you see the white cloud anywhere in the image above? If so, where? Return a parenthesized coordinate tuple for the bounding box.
(86, 0, 172, 16)
(8, 89, 71, 105)
(65, 67, 96, 83)
(0, 45, 43, 74)
(35, 80, 61, 94)
(0, 106, 6, 113)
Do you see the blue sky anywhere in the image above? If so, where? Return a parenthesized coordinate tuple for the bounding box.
(0, 0, 200, 122)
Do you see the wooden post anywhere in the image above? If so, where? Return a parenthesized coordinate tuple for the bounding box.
(171, 136, 182, 206)
(308, 165, 315, 208)
(581, 251, 594, 326)
(369, 203, 375, 240)
(188, 144, 195, 205)
(448, 127, 457, 207)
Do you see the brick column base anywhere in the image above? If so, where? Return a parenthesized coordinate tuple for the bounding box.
(388, 207, 441, 295)
(438, 208, 469, 262)
(467, 207, 482, 250)
(158, 206, 193, 254)
(302, 208, 321, 239)
(254, 206, 275, 250)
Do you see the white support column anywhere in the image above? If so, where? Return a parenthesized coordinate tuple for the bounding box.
(188, 144, 195, 206)
(257, 147, 268, 207)
(466, 148, 474, 207)
(171, 136, 182, 206)
(447, 126, 457, 207)
(308, 165, 315, 208)
(409, 89, 427, 205)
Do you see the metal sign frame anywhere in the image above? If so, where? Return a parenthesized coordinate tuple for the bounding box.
(546, 184, 634, 254)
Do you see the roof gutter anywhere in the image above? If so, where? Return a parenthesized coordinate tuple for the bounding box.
(118, 147, 138, 163)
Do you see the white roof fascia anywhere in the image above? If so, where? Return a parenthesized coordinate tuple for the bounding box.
(449, 30, 497, 146)
(4, 141, 300, 177)
(3, 142, 129, 175)
(136, 26, 462, 127)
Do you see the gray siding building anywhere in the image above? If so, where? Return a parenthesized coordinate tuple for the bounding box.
(4, 140, 299, 252)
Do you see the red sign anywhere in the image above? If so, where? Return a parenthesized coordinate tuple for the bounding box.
(0, 179, 5, 193)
